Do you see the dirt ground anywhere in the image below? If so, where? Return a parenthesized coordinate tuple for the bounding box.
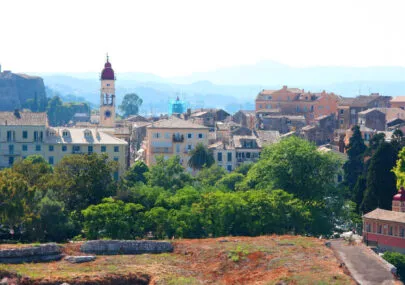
(0, 235, 356, 285)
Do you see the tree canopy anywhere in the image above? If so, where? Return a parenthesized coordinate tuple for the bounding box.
(119, 93, 143, 118)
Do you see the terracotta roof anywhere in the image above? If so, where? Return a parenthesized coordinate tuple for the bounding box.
(263, 115, 306, 121)
(358, 108, 385, 116)
(256, 130, 280, 145)
(391, 96, 405, 103)
(363, 208, 405, 224)
(147, 117, 208, 129)
(338, 97, 355, 106)
(0, 111, 47, 126)
(375, 108, 405, 121)
(233, 135, 262, 148)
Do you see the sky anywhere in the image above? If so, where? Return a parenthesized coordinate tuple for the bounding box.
(1, 0, 405, 77)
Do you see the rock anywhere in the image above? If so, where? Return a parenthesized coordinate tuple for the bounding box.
(0, 243, 63, 264)
(0, 277, 8, 285)
(324, 241, 331, 248)
(60, 283, 70, 285)
(65, 255, 96, 264)
(80, 240, 173, 255)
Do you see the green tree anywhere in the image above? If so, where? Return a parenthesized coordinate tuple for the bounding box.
(383, 252, 405, 281)
(393, 147, 405, 188)
(0, 169, 34, 233)
(343, 125, 366, 193)
(48, 154, 118, 212)
(361, 142, 398, 213)
(12, 155, 52, 188)
(242, 136, 342, 201)
(82, 198, 144, 239)
(188, 143, 215, 170)
(195, 165, 226, 187)
(145, 155, 192, 191)
(216, 172, 245, 191)
(119, 93, 143, 118)
(123, 160, 148, 185)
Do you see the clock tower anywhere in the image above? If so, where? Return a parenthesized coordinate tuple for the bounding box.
(99, 54, 116, 127)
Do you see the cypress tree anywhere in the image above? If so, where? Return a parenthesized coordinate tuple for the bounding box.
(360, 142, 397, 213)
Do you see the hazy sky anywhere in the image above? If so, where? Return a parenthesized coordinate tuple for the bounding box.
(1, 0, 404, 76)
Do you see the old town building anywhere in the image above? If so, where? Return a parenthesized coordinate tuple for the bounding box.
(144, 117, 209, 169)
(0, 110, 128, 176)
(255, 85, 339, 123)
(363, 187, 405, 253)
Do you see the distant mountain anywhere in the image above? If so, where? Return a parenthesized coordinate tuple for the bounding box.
(36, 61, 405, 115)
(169, 60, 405, 86)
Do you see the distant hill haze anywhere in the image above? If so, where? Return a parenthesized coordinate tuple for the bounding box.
(0, 70, 47, 112)
(35, 60, 405, 114)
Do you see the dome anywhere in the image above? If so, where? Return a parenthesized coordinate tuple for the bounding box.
(101, 55, 115, 80)
(393, 186, 405, 201)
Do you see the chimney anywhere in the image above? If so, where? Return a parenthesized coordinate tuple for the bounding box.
(283, 85, 287, 89)
(392, 186, 405, 212)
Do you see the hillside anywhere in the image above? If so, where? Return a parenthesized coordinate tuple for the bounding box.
(0, 235, 354, 285)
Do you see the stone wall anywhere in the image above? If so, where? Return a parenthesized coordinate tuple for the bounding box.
(80, 240, 173, 255)
(0, 243, 63, 264)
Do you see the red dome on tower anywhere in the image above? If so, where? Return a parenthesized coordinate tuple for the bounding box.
(101, 54, 115, 80)
(393, 186, 405, 201)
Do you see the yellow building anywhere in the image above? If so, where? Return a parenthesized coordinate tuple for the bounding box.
(0, 111, 128, 176)
(145, 117, 209, 170)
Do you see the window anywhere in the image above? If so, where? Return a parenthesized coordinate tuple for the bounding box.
(48, 156, 54, 165)
(113, 171, 119, 181)
(22, 145, 28, 151)
(310, 105, 314, 112)
(101, 146, 107, 152)
(227, 152, 232, 162)
(303, 106, 307, 112)
(22, 131, 28, 139)
(72, 145, 80, 153)
(389, 226, 393, 236)
(62, 130, 69, 137)
(227, 165, 232, 171)
(49, 145, 54, 152)
(340, 119, 344, 125)
(153, 132, 161, 138)
(84, 130, 92, 137)
(8, 157, 14, 166)
(259, 104, 263, 109)
(176, 144, 180, 153)
(267, 96, 272, 100)
(401, 228, 405, 238)
(7, 131, 14, 142)
(88, 146, 93, 154)
(187, 133, 193, 139)
(246, 152, 251, 158)
(296, 106, 300, 112)
(114, 146, 119, 152)
(218, 152, 223, 162)
(378, 225, 382, 234)
(340, 109, 344, 114)
(187, 144, 192, 151)
(198, 133, 204, 139)
(114, 157, 119, 161)
(35, 145, 41, 151)
(366, 224, 371, 233)
(62, 145, 67, 152)
(164, 132, 171, 139)
(8, 145, 14, 154)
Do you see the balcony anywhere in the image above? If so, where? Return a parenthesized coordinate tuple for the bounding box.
(173, 134, 184, 142)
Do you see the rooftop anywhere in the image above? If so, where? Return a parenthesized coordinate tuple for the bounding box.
(0, 111, 47, 126)
(363, 208, 405, 224)
(147, 117, 208, 129)
(391, 96, 405, 103)
(45, 128, 127, 145)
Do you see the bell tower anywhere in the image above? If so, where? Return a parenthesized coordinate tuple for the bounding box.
(99, 54, 116, 127)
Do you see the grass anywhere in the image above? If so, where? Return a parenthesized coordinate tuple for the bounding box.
(0, 235, 355, 284)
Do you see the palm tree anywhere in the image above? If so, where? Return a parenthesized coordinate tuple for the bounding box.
(188, 143, 215, 170)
